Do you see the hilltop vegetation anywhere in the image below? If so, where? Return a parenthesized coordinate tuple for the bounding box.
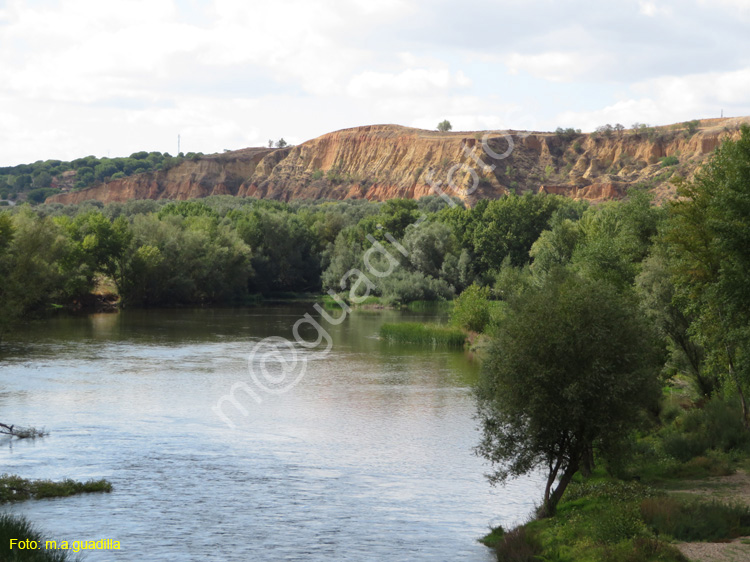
(0, 150, 200, 204)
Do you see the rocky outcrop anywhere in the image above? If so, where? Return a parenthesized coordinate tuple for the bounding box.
(47, 117, 750, 206)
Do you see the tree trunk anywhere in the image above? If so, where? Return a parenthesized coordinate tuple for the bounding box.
(543, 454, 563, 508)
(580, 445, 594, 477)
(725, 345, 749, 429)
(540, 461, 579, 518)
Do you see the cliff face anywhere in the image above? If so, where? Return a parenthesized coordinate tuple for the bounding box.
(47, 117, 750, 206)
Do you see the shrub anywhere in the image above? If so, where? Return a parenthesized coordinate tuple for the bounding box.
(555, 127, 582, 142)
(591, 504, 645, 544)
(660, 156, 679, 167)
(641, 497, 750, 541)
(451, 284, 492, 332)
(0, 514, 75, 561)
(494, 526, 541, 562)
(661, 396, 750, 462)
(479, 526, 505, 548)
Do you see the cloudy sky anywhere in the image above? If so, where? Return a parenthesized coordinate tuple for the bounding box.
(1, 0, 749, 166)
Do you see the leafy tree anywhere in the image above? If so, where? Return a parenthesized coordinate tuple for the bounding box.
(402, 221, 457, 279)
(437, 120, 452, 132)
(0, 213, 18, 339)
(94, 161, 119, 182)
(595, 124, 614, 138)
(529, 219, 580, 277)
(357, 199, 419, 242)
(569, 192, 663, 289)
(63, 211, 133, 295)
(26, 188, 58, 204)
(32, 171, 52, 188)
(14, 174, 32, 190)
(637, 246, 712, 396)
(275, 138, 288, 148)
(476, 270, 660, 516)
(472, 193, 563, 271)
(451, 283, 491, 332)
(235, 209, 319, 293)
(555, 127, 581, 142)
(0, 209, 76, 331)
(666, 124, 750, 425)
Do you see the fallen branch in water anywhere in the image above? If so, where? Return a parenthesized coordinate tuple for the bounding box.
(0, 423, 47, 439)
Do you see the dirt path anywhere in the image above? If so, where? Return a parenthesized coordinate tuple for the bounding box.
(671, 470, 750, 562)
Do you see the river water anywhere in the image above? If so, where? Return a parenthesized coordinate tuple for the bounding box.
(0, 306, 542, 561)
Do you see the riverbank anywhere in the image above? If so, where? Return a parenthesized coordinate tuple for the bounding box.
(481, 384, 750, 562)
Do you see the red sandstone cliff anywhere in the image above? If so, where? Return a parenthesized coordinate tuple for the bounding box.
(46, 117, 750, 206)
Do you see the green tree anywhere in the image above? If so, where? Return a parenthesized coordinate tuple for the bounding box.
(32, 171, 52, 188)
(357, 199, 419, 242)
(94, 161, 119, 182)
(472, 193, 563, 271)
(437, 120, 452, 132)
(451, 283, 491, 332)
(476, 270, 660, 516)
(26, 188, 58, 204)
(636, 246, 711, 396)
(666, 124, 750, 425)
(402, 221, 456, 279)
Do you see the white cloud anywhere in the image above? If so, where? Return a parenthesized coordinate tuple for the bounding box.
(0, 0, 749, 165)
(347, 68, 470, 98)
(505, 51, 611, 83)
(637, 1, 672, 17)
(555, 66, 750, 131)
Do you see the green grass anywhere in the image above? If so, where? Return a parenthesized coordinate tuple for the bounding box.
(486, 479, 687, 562)
(0, 474, 112, 504)
(486, 469, 750, 561)
(379, 322, 466, 348)
(0, 514, 78, 561)
(478, 526, 505, 548)
(641, 496, 750, 541)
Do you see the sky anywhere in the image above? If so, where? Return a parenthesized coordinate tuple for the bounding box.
(1, 0, 749, 166)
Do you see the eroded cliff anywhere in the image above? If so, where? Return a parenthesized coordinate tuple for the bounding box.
(47, 117, 750, 206)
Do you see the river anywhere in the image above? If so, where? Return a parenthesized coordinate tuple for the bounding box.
(0, 306, 542, 561)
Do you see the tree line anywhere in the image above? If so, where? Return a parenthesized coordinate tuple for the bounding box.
(0, 151, 201, 205)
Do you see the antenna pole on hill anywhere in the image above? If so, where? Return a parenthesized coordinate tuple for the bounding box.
(178, 134, 181, 155)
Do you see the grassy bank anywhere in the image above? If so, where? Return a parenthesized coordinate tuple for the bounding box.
(486, 475, 750, 562)
(379, 322, 466, 348)
(484, 390, 750, 562)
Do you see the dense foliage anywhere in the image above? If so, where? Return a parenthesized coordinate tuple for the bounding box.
(476, 270, 661, 516)
(473, 125, 750, 561)
(0, 151, 198, 203)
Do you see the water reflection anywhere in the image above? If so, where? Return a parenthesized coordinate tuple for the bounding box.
(1, 306, 541, 561)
